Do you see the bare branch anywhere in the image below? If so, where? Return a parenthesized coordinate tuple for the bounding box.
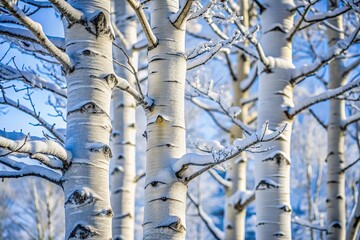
(0, 91, 66, 143)
(170, 0, 195, 29)
(126, 0, 157, 49)
(309, 109, 327, 129)
(342, 157, 360, 173)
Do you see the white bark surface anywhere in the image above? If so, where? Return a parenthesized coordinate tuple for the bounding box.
(326, 1, 346, 239)
(255, 1, 295, 239)
(110, 0, 138, 239)
(61, 1, 115, 238)
(143, 1, 188, 239)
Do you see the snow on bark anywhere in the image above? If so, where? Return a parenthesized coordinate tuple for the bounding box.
(254, 1, 295, 239)
(110, 0, 138, 239)
(61, 1, 115, 239)
(142, 1, 188, 239)
(325, 2, 346, 238)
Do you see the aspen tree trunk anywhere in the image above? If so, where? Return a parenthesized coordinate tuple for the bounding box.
(32, 181, 44, 240)
(224, 1, 250, 239)
(110, 1, 138, 239)
(143, 1, 187, 239)
(255, 1, 294, 239)
(326, 1, 346, 239)
(62, 1, 115, 238)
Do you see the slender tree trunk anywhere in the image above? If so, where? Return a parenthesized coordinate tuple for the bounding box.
(32, 181, 44, 240)
(346, 183, 360, 240)
(255, 1, 294, 239)
(143, 1, 187, 239)
(62, 1, 115, 238)
(45, 184, 54, 240)
(110, 1, 138, 239)
(224, 1, 250, 239)
(326, 1, 346, 239)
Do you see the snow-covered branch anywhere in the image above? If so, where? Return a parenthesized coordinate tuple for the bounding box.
(291, 24, 360, 85)
(173, 122, 287, 182)
(292, 216, 327, 232)
(0, 130, 68, 169)
(229, 190, 255, 212)
(0, 156, 62, 185)
(187, 192, 224, 240)
(342, 112, 360, 130)
(208, 168, 232, 189)
(187, 30, 242, 70)
(0, 0, 72, 70)
(48, 0, 83, 23)
(286, 78, 360, 117)
(126, 0, 157, 49)
(170, 0, 195, 29)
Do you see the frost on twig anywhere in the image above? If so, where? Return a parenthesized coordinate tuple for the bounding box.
(187, 30, 243, 70)
(172, 122, 287, 182)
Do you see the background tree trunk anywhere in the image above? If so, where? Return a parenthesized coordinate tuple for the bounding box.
(143, 0, 188, 239)
(224, 0, 250, 239)
(255, 1, 294, 239)
(326, 0, 346, 239)
(110, 0, 138, 239)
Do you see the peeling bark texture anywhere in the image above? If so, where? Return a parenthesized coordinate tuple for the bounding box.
(224, 0, 250, 239)
(110, 0, 138, 239)
(143, 0, 187, 239)
(326, 1, 346, 239)
(62, 1, 114, 239)
(255, 1, 295, 239)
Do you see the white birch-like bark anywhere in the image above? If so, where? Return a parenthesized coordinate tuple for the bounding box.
(326, 1, 346, 239)
(346, 184, 360, 240)
(224, 1, 250, 239)
(62, 1, 115, 238)
(255, 1, 295, 239)
(143, 0, 187, 239)
(110, 0, 138, 239)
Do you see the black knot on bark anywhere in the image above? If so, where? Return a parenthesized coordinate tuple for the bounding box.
(105, 74, 118, 90)
(90, 11, 107, 37)
(68, 224, 98, 239)
(65, 188, 97, 206)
